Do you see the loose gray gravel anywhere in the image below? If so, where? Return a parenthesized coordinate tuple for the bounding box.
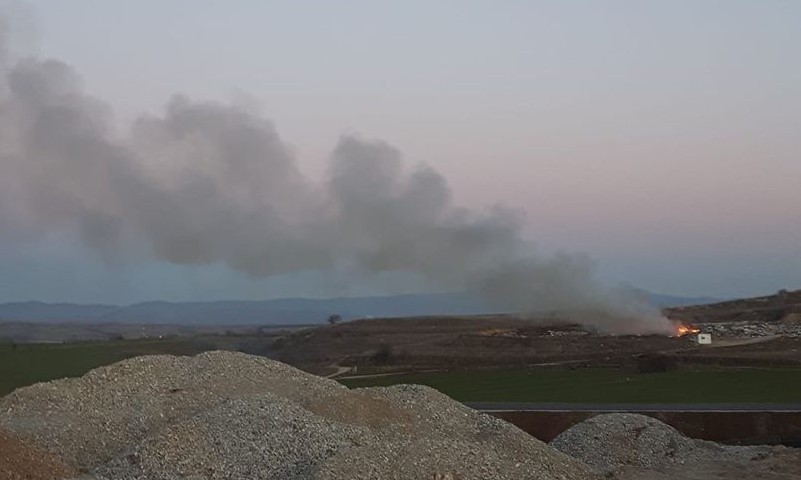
(0, 351, 598, 480)
(550, 413, 770, 475)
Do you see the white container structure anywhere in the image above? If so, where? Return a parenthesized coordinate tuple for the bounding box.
(697, 333, 712, 345)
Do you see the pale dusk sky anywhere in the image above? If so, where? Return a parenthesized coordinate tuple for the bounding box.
(1, 1, 799, 303)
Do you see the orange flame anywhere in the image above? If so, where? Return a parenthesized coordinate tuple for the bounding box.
(675, 324, 700, 337)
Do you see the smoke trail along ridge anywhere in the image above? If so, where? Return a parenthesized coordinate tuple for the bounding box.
(0, 27, 671, 334)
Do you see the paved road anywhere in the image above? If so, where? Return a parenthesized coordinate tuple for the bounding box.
(335, 369, 443, 380)
(466, 402, 801, 412)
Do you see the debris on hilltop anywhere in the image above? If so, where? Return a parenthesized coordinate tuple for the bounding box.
(0, 351, 597, 480)
(697, 320, 801, 338)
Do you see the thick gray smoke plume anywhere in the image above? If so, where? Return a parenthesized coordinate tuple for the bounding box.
(0, 30, 672, 334)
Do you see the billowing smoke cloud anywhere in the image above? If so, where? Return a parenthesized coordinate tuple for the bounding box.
(0, 28, 672, 334)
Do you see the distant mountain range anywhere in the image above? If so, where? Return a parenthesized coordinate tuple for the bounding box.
(0, 291, 720, 326)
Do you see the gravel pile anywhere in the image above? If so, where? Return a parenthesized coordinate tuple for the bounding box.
(0, 428, 78, 480)
(0, 351, 597, 479)
(550, 413, 768, 475)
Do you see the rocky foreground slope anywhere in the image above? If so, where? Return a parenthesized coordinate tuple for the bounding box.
(0, 351, 596, 480)
(2, 352, 799, 480)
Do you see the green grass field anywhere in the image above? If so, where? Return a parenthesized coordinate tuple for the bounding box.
(339, 367, 801, 403)
(0, 339, 198, 396)
(4, 341, 801, 404)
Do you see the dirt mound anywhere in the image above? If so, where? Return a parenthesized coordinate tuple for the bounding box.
(551, 413, 768, 474)
(0, 428, 77, 480)
(0, 351, 597, 480)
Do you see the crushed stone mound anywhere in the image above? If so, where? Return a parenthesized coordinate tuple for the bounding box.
(0, 351, 598, 480)
(550, 413, 768, 474)
(0, 428, 77, 480)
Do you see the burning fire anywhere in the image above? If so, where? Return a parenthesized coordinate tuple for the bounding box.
(674, 324, 700, 337)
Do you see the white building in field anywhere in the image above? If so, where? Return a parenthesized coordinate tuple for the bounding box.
(697, 333, 712, 345)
